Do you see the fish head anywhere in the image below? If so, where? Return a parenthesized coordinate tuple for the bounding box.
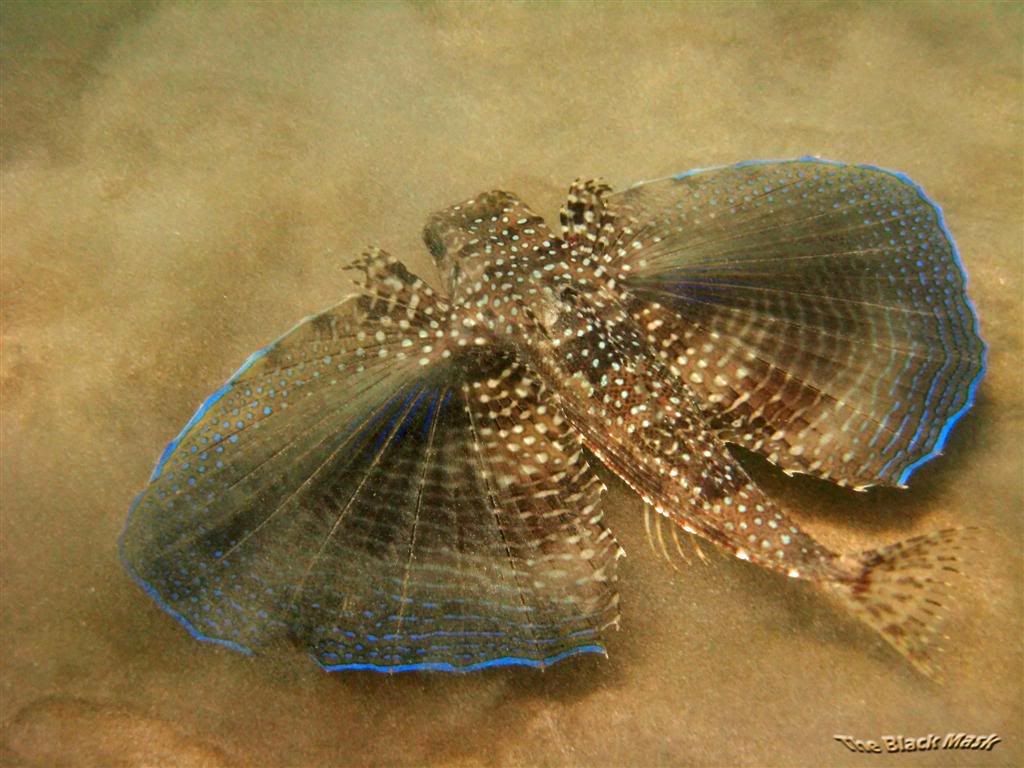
(422, 190, 552, 301)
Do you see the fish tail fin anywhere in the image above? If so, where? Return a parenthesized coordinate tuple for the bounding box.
(827, 528, 975, 680)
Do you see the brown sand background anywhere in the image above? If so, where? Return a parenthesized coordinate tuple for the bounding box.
(2, 2, 1021, 766)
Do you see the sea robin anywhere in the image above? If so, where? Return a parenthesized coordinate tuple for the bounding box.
(120, 158, 985, 676)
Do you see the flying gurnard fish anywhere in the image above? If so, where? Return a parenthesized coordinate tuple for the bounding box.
(120, 158, 985, 676)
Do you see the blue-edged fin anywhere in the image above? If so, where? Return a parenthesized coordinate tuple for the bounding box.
(600, 158, 985, 490)
(120, 252, 621, 672)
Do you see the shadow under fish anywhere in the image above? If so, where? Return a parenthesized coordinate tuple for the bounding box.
(119, 157, 986, 677)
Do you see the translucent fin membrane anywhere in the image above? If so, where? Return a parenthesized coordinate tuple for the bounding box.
(827, 528, 976, 680)
(123, 158, 983, 677)
(608, 159, 985, 488)
(121, 255, 620, 672)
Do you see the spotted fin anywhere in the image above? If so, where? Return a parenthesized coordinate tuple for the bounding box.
(120, 260, 620, 672)
(603, 158, 985, 489)
(559, 178, 615, 256)
(828, 528, 973, 679)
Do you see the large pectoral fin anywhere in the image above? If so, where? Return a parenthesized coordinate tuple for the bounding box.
(604, 159, 984, 488)
(121, 258, 620, 671)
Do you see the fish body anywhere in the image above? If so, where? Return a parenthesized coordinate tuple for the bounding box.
(121, 158, 985, 675)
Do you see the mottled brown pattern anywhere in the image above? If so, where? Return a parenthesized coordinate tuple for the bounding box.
(120, 158, 984, 679)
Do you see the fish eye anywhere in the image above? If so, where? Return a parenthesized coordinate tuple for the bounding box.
(557, 283, 581, 304)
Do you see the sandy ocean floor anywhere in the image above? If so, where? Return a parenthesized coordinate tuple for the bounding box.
(2, 2, 1021, 767)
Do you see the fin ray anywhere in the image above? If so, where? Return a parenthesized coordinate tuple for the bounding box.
(606, 158, 985, 488)
(828, 528, 974, 679)
(121, 260, 621, 672)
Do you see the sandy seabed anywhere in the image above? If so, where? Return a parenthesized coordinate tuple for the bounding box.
(2, 2, 1021, 767)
